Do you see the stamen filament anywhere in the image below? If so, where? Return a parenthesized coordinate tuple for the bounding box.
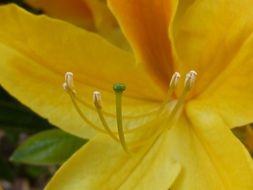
(68, 91, 106, 133)
(93, 91, 119, 142)
(113, 83, 129, 153)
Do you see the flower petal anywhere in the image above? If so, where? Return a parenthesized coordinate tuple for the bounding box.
(169, 115, 253, 189)
(186, 32, 253, 128)
(171, 0, 253, 95)
(0, 5, 163, 138)
(83, 0, 130, 50)
(25, 0, 94, 29)
(108, 0, 178, 88)
(45, 134, 181, 190)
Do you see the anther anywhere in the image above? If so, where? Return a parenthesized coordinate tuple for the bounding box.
(184, 70, 197, 91)
(169, 72, 181, 89)
(93, 91, 102, 109)
(63, 72, 75, 93)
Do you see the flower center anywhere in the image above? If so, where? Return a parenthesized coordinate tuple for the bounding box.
(62, 70, 197, 153)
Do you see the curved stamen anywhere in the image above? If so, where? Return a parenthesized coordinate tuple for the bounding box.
(67, 91, 107, 133)
(93, 91, 119, 142)
(166, 70, 197, 128)
(130, 70, 198, 149)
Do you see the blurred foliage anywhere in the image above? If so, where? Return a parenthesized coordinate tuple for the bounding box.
(0, 84, 87, 189)
(0, 84, 53, 189)
(11, 129, 87, 165)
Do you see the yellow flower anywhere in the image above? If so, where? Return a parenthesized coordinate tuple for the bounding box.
(0, 0, 253, 189)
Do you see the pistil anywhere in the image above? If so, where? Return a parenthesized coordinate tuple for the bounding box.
(113, 83, 129, 153)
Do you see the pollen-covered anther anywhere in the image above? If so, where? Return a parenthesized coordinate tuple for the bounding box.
(63, 72, 76, 93)
(184, 70, 197, 90)
(169, 72, 181, 89)
(93, 91, 102, 109)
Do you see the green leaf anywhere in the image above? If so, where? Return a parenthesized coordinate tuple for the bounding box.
(10, 129, 87, 165)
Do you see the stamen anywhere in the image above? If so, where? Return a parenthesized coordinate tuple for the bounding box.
(62, 72, 110, 133)
(166, 70, 198, 128)
(93, 91, 119, 142)
(133, 70, 198, 149)
(113, 83, 129, 153)
(68, 92, 106, 132)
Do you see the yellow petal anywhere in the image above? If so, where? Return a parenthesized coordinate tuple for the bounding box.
(0, 5, 163, 138)
(83, 0, 130, 50)
(186, 32, 253, 128)
(169, 115, 253, 189)
(171, 0, 253, 95)
(108, 0, 178, 88)
(47, 112, 253, 189)
(45, 134, 181, 190)
(25, 0, 94, 29)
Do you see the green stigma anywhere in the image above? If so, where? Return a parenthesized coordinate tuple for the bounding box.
(113, 83, 126, 93)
